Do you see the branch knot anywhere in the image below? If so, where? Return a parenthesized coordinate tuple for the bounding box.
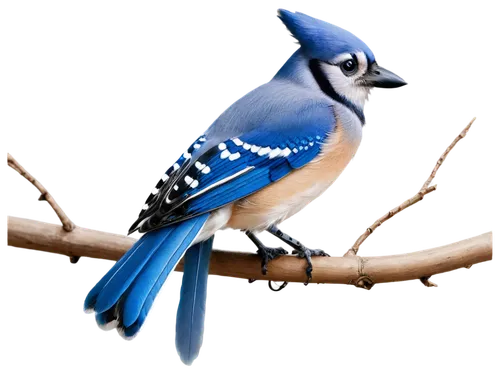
(353, 275, 374, 290)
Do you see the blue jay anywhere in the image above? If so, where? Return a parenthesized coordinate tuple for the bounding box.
(84, 9, 406, 365)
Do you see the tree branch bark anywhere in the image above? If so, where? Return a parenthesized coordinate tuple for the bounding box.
(6, 117, 492, 288)
(7, 216, 492, 286)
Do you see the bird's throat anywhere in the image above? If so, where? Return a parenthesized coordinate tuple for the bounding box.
(308, 59, 365, 125)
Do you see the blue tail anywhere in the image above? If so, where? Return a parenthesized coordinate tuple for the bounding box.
(175, 236, 214, 365)
(84, 214, 209, 338)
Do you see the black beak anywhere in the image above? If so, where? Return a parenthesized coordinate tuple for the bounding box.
(364, 63, 407, 88)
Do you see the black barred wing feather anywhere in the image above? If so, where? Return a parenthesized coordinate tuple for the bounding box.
(128, 106, 335, 234)
(128, 135, 208, 234)
(128, 133, 330, 234)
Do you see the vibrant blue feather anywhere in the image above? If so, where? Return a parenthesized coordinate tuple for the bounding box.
(84, 226, 175, 312)
(187, 160, 282, 213)
(84, 214, 209, 338)
(84, 243, 137, 311)
(93, 227, 176, 314)
(121, 221, 205, 327)
(95, 312, 110, 326)
(270, 162, 292, 181)
(192, 161, 303, 208)
(175, 236, 214, 365)
(277, 9, 375, 63)
(130, 79, 337, 234)
(184, 121, 333, 215)
(133, 137, 206, 210)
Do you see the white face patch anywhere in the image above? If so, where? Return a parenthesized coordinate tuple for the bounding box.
(332, 52, 354, 65)
(322, 51, 371, 108)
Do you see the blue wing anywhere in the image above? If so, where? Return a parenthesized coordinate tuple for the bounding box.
(129, 103, 335, 233)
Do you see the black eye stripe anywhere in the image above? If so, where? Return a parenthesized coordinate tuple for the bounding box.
(309, 59, 365, 124)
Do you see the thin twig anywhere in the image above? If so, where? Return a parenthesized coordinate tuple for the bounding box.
(420, 118, 476, 193)
(7, 154, 75, 232)
(344, 185, 436, 257)
(345, 115, 479, 255)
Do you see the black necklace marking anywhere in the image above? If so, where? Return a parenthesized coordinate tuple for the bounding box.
(308, 59, 365, 125)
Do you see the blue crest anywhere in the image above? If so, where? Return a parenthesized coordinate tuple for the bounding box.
(278, 9, 375, 63)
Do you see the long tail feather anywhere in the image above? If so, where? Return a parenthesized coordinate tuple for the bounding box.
(175, 236, 214, 365)
(84, 214, 209, 339)
(120, 222, 201, 327)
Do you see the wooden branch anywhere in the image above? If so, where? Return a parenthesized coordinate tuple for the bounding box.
(7, 154, 75, 232)
(6, 117, 491, 288)
(7, 216, 492, 286)
(345, 118, 476, 257)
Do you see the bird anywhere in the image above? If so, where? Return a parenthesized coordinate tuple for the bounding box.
(84, 9, 406, 365)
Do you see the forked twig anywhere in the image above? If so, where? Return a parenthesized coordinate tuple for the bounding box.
(344, 114, 479, 291)
(7, 153, 76, 232)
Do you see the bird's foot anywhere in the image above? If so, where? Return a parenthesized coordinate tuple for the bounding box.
(295, 246, 330, 284)
(255, 243, 288, 275)
(268, 226, 330, 286)
(242, 231, 289, 275)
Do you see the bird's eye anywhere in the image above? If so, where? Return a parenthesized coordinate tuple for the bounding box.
(340, 59, 358, 76)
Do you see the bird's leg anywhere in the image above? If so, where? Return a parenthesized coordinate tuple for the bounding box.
(245, 231, 288, 275)
(266, 225, 329, 284)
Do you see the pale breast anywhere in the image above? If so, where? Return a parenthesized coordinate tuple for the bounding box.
(226, 120, 362, 231)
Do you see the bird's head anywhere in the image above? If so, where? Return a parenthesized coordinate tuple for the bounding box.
(278, 9, 406, 108)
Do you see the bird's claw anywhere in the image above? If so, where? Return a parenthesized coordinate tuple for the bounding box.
(295, 246, 330, 287)
(256, 244, 287, 275)
(268, 280, 288, 292)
